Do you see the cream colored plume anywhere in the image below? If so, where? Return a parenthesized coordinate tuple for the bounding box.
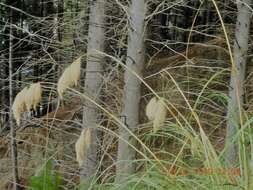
(75, 127, 91, 167)
(57, 57, 81, 99)
(12, 87, 29, 126)
(25, 82, 42, 110)
(12, 82, 42, 126)
(145, 97, 167, 132)
(145, 97, 158, 121)
(153, 98, 167, 132)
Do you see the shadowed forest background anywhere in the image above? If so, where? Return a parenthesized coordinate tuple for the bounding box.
(0, 0, 253, 189)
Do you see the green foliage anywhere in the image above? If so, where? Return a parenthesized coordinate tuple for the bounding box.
(77, 167, 241, 190)
(28, 160, 62, 190)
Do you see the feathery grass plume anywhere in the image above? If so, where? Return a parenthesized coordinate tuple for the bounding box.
(12, 87, 29, 126)
(145, 97, 159, 121)
(12, 82, 42, 126)
(153, 98, 167, 132)
(25, 82, 42, 110)
(146, 97, 167, 132)
(75, 127, 91, 167)
(57, 57, 81, 99)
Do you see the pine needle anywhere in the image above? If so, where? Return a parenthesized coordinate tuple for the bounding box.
(75, 127, 91, 167)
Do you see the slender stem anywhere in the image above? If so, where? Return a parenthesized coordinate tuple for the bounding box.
(9, 8, 20, 190)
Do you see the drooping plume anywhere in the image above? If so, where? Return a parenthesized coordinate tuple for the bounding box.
(25, 82, 42, 110)
(145, 97, 158, 121)
(12, 87, 29, 126)
(57, 57, 81, 99)
(12, 82, 42, 126)
(145, 97, 167, 132)
(75, 127, 91, 167)
(153, 98, 167, 132)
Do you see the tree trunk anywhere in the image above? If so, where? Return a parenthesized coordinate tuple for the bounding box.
(115, 0, 147, 183)
(81, 0, 105, 180)
(8, 9, 20, 190)
(226, 0, 252, 166)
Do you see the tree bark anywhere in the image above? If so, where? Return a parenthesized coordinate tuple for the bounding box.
(226, 0, 252, 166)
(115, 0, 147, 183)
(8, 9, 20, 190)
(81, 0, 105, 180)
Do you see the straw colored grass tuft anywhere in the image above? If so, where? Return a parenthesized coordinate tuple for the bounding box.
(145, 97, 158, 121)
(146, 97, 167, 132)
(12, 82, 42, 126)
(75, 127, 91, 167)
(57, 57, 81, 99)
(12, 87, 29, 126)
(25, 82, 42, 110)
(153, 98, 167, 132)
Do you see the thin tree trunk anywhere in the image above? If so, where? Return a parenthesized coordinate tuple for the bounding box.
(115, 0, 147, 183)
(53, 0, 59, 41)
(9, 9, 20, 190)
(226, 0, 252, 166)
(54, 0, 64, 81)
(81, 0, 105, 179)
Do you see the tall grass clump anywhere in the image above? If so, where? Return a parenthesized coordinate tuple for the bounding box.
(73, 51, 251, 190)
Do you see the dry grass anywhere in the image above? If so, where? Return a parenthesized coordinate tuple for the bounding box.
(57, 57, 81, 99)
(145, 97, 167, 132)
(153, 98, 167, 132)
(12, 87, 29, 126)
(75, 127, 91, 167)
(25, 82, 42, 110)
(12, 82, 42, 126)
(145, 97, 158, 121)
